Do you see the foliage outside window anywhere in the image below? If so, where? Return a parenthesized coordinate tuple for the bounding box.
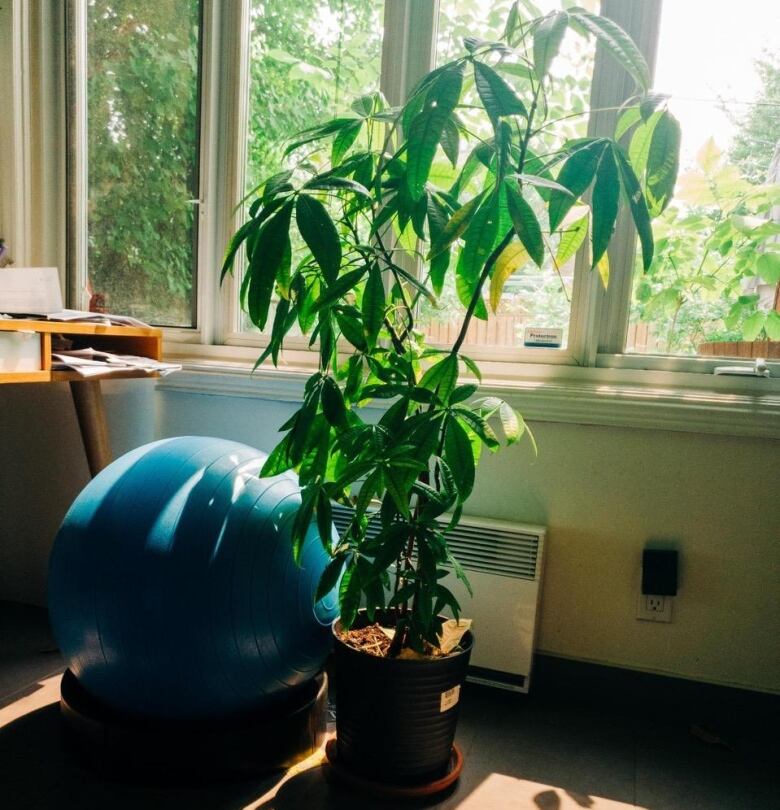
(86, 0, 201, 327)
(626, 0, 780, 357)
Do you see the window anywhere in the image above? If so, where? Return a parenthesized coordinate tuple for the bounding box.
(239, 0, 385, 335)
(59, 0, 780, 381)
(624, 0, 780, 359)
(83, 0, 203, 327)
(420, 0, 598, 355)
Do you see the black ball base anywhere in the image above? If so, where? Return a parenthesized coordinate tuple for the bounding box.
(59, 669, 328, 780)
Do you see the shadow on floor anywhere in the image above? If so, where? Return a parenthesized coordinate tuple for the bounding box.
(1, 676, 776, 809)
(0, 701, 280, 810)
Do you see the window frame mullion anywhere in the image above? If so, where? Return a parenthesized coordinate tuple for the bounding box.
(593, 0, 663, 357)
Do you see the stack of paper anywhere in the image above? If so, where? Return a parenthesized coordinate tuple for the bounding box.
(46, 309, 151, 328)
(52, 348, 181, 378)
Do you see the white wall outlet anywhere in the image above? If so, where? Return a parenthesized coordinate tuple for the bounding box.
(636, 593, 673, 623)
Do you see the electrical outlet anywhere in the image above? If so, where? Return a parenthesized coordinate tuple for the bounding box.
(636, 593, 672, 623)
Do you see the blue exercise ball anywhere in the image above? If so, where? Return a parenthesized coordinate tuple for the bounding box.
(48, 436, 339, 720)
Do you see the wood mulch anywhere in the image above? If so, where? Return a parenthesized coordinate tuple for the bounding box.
(338, 624, 392, 657)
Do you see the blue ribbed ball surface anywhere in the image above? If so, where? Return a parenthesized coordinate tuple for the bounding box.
(48, 436, 338, 720)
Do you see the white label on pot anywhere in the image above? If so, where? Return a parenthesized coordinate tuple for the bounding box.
(440, 685, 461, 713)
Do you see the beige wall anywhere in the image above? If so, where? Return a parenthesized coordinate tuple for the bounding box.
(1, 385, 778, 692)
(0, 380, 156, 604)
(156, 388, 780, 694)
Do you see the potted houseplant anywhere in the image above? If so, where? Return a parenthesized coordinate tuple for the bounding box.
(222, 3, 679, 789)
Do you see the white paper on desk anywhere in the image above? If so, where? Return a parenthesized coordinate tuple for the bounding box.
(53, 349, 182, 377)
(46, 309, 150, 328)
(0, 267, 63, 314)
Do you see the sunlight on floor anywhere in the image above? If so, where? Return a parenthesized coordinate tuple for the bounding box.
(450, 772, 645, 809)
(241, 736, 333, 809)
(0, 674, 61, 729)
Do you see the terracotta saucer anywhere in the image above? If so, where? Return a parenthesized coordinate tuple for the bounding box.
(324, 738, 463, 799)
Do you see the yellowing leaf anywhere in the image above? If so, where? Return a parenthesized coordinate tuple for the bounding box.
(696, 138, 722, 173)
(489, 241, 529, 313)
(596, 251, 609, 289)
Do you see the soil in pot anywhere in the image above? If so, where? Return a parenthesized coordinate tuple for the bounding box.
(332, 613, 473, 787)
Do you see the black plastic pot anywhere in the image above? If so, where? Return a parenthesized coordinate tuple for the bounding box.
(332, 614, 473, 786)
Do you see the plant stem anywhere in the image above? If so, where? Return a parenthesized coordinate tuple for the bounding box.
(450, 228, 515, 356)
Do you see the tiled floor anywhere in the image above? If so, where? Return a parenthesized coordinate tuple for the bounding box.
(1, 602, 776, 810)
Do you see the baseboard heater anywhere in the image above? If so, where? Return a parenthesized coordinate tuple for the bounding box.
(331, 505, 547, 694)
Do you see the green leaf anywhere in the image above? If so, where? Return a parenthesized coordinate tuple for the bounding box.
(296, 195, 341, 284)
(290, 485, 318, 564)
(511, 173, 574, 197)
(456, 193, 500, 316)
(555, 206, 589, 266)
(591, 148, 620, 268)
(460, 354, 482, 381)
(351, 90, 385, 117)
(757, 253, 780, 285)
(335, 308, 367, 351)
(628, 110, 661, 177)
(765, 311, 780, 341)
(504, 181, 544, 267)
(533, 11, 569, 80)
(316, 556, 345, 603)
(441, 116, 460, 167)
(362, 263, 385, 349)
(284, 117, 360, 156)
(613, 146, 654, 271)
(568, 8, 650, 91)
(444, 418, 476, 501)
(304, 175, 371, 198)
(420, 354, 459, 403)
(383, 467, 411, 519)
(406, 63, 465, 199)
(221, 217, 259, 282)
(331, 119, 362, 165)
(246, 201, 294, 330)
(429, 189, 488, 259)
(473, 61, 527, 121)
(314, 268, 367, 311)
(742, 311, 766, 342)
(449, 384, 478, 405)
(260, 433, 294, 477)
(427, 195, 452, 295)
(338, 563, 362, 628)
(322, 377, 348, 430)
(639, 92, 669, 121)
(316, 490, 334, 554)
(549, 139, 606, 230)
(453, 408, 500, 449)
(615, 106, 641, 141)
(646, 110, 681, 216)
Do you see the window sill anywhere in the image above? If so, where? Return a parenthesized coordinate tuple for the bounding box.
(160, 343, 780, 440)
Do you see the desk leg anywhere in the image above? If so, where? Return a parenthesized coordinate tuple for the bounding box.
(70, 380, 112, 477)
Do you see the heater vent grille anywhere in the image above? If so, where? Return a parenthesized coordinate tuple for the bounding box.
(331, 505, 541, 580)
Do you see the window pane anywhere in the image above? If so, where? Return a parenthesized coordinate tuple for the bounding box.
(419, 0, 597, 353)
(626, 1, 780, 357)
(240, 0, 385, 333)
(87, 0, 202, 327)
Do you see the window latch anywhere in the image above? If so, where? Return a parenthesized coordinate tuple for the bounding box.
(713, 358, 770, 378)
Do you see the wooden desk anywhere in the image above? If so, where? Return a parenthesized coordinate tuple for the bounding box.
(0, 319, 163, 476)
